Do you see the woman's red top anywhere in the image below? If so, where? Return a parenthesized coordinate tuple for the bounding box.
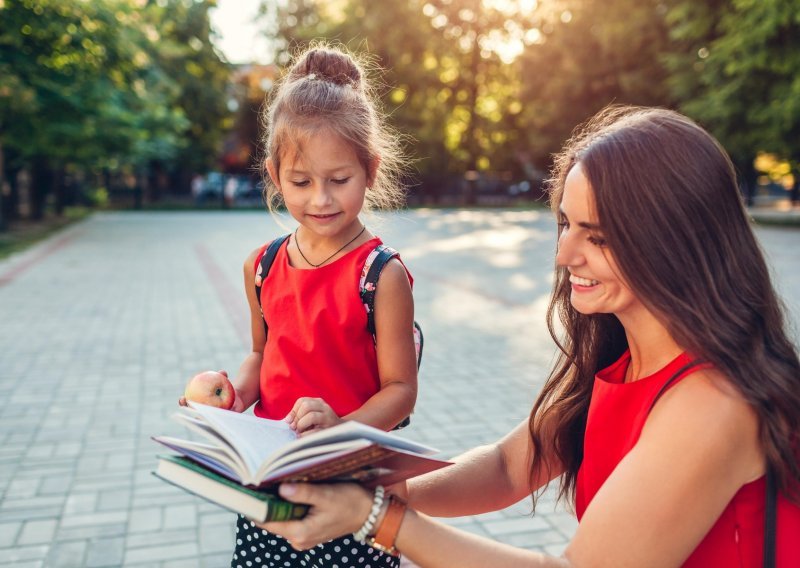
(252, 236, 411, 420)
(576, 350, 800, 567)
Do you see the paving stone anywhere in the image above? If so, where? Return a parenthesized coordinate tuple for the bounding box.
(16, 520, 57, 546)
(0, 522, 21, 547)
(0, 544, 49, 563)
(45, 540, 87, 567)
(84, 536, 125, 567)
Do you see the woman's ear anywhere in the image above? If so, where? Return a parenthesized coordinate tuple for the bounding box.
(265, 158, 281, 191)
(367, 155, 381, 187)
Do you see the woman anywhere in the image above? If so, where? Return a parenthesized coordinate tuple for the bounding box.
(258, 106, 800, 567)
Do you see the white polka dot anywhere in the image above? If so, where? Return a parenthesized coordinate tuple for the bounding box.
(237, 539, 243, 545)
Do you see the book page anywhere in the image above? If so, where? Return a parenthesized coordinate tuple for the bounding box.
(181, 404, 298, 481)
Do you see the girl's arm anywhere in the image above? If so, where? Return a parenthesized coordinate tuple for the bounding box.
(343, 258, 417, 430)
(230, 247, 268, 412)
(262, 368, 763, 567)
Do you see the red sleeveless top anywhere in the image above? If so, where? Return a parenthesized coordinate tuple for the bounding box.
(252, 236, 410, 421)
(576, 350, 800, 567)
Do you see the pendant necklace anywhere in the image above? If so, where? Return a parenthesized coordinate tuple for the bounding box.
(294, 225, 366, 268)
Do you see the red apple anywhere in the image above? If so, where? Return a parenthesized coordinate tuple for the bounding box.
(184, 371, 235, 409)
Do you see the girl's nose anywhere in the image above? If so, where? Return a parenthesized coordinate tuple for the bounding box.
(310, 185, 333, 207)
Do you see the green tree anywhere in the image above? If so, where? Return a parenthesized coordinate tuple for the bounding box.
(664, 0, 800, 202)
(517, 0, 674, 169)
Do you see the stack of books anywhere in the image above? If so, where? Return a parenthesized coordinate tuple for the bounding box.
(152, 403, 451, 522)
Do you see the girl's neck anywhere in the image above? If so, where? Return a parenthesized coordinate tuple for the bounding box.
(292, 222, 373, 269)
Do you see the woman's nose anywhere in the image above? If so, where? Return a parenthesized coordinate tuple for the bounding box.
(555, 230, 582, 268)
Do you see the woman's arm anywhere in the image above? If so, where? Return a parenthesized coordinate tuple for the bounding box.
(262, 369, 763, 567)
(230, 248, 268, 412)
(343, 258, 418, 430)
(408, 419, 558, 517)
(264, 482, 570, 567)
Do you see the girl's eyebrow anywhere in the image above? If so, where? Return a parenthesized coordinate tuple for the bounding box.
(285, 166, 354, 176)
(558, 207, 602, 230)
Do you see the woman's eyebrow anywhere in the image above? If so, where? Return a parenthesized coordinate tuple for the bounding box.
(558, 208, 602, 230)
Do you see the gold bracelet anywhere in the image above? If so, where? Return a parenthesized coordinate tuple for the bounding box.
(366, 495, 406, 557)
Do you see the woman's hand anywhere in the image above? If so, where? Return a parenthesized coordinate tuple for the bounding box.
(284, 397, 343, 435)
(257, 483, 373, 550)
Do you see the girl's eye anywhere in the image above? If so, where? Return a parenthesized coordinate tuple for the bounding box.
(588, 234, 607, 247)
(557, 221, 569, 230)
(291, 180, 310, 187)
(331, 177, 351, 185)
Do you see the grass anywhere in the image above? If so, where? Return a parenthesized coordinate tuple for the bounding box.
(0, 206, 92, 260)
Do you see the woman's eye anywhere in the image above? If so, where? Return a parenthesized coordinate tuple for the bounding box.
(588, 235, 607, 247)
(291, 180, 310, 187)
(332, 177, 351, 185)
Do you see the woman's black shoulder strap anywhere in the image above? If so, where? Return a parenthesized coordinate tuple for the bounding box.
(645, 358, 777, 567)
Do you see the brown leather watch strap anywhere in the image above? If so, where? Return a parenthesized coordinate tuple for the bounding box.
(368, 495, 407, 556)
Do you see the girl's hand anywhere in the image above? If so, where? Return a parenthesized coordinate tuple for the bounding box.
(230, 390, 247, 413)
(257, 483, 372, 550)
(284, 398, 342, 435)
(178, 369, 231, 408)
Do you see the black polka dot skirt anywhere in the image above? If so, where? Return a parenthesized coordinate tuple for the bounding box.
(232, 514, 400, 568)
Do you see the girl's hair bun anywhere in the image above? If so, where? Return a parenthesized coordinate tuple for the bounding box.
(289, 47, 362, 88)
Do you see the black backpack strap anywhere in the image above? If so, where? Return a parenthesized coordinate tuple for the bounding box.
(255, 234, 290, 336)
(764, 467, 777, 568)
(359, 244, 420, 430)
(360, 245, 399, 338)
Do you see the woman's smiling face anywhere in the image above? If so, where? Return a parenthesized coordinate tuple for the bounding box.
(555, 163, 645, 320)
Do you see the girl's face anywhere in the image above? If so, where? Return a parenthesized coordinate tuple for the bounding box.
(555, 163, 645, 320)
(268, 129, 373, 240)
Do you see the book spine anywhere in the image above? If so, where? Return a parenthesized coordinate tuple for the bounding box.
(268, 500, 308, 522)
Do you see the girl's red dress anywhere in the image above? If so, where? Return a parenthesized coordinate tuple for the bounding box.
(576, 350, 800, 567)
(253, 236, 410, 420)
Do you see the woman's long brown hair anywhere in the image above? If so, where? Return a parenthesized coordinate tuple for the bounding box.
(529, 106, 800, 507)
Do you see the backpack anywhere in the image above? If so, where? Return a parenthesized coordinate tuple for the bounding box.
(254, 234, 423, 429)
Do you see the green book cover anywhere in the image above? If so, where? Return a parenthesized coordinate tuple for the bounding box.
(155, 455, 308, 522)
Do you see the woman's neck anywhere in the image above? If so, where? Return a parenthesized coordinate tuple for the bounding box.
(620, 310, 683, 382)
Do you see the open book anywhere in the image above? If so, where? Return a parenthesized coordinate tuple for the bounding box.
(153, 402, 451, 489)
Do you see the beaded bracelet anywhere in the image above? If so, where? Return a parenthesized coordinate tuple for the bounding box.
(353, 485, 385, 542)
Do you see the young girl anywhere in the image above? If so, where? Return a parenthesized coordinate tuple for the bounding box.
(257, 106, 800, 566)
(184, 45, 417, 568)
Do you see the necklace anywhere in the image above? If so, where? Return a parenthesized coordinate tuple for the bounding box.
(294, 225, 366, 268)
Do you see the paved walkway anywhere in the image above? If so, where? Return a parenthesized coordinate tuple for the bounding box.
(0, 209, 798, 567)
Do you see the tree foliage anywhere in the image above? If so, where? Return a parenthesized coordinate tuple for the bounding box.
(0, 0, 230, 220)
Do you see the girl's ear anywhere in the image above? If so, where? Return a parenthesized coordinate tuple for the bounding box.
(265, 158, 281, 191)
(367, 155, 380, 187)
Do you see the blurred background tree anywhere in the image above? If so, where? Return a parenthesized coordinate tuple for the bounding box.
(2, 0, 798, 228)
(0, 0, 229, 223)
